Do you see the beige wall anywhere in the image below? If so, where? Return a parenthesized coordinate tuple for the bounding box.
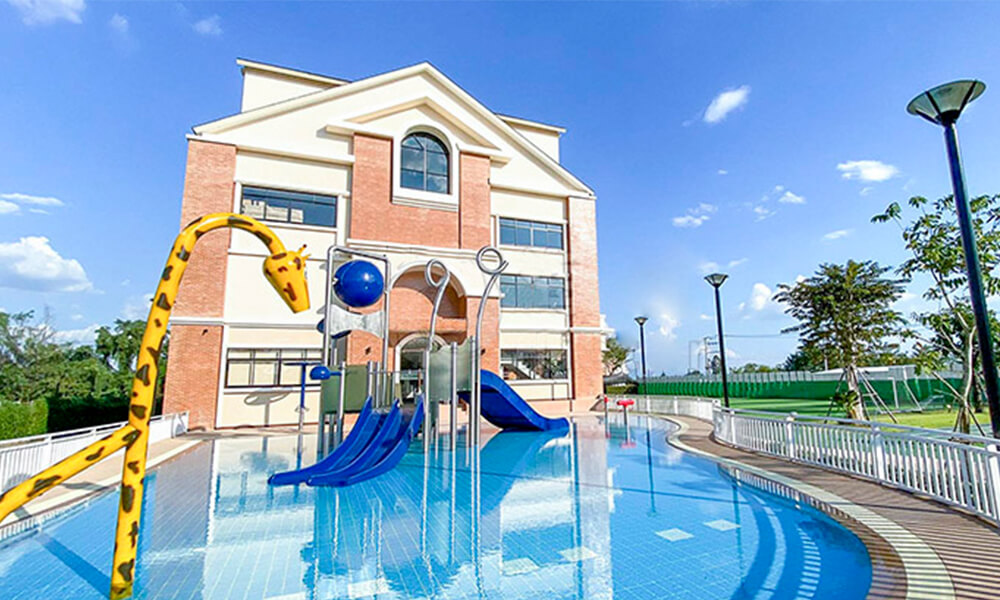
(241, 69, 331, 112)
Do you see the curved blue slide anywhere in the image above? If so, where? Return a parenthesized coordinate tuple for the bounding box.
(461, 370, 570, 432)
(308, 399, 425, 487)
(269, 397, 386, 485)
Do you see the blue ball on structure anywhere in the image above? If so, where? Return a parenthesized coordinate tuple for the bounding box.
(333, 260, 384, 308)
(310, 365, 332, 381)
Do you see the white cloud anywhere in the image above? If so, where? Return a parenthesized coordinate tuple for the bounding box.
(699, 313, 712, 321)
(837, 160, 899, 182)
(0, 236, 93, 292)
(121, 293, 153, 319)
(774, 185, 785, 192)
(740, 282, 784, 319)
(748, 283, 772, 311)
(0, 200, 18, 215)
(860, 186, 874, 196)
(728, 258, 748, 268)
(753, 205, 774, 221)
(1, 192, 63, 207)
(193, 14, 222, 36)
(778, 190, 805, 205)
(698, 261, 720, 274)
(658, 312, 680, 340)
(717, 169, 728, 176)
(673, 215, 708, 228)
(53, 323, 99, 345)
(673, 203, 717, 228)
(6, 0, 85, 24)
(704, 85, 751, 124)
(108, 13, 128, 34)
(70, 313, 83, 321)
(823, 228, 853, 241)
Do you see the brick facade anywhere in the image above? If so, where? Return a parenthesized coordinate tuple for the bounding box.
(163, 140, 236, 429)
(567, 196, 603, 399)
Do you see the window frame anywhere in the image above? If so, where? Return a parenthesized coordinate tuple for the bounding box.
(499, 274, 567, 310)
(399, 132, 451, 195)
(238, 185, 338, 229)
(498, 217, 565, 251)
(500, 348, 569, 381)
(224, 348, 324, 389)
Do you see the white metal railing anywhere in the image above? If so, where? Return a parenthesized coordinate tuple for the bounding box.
(614, 395, 1000, 525)
(0, 412, 188, 494)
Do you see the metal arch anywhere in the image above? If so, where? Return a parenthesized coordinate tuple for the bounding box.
(422, 259, 451, 450)
(424, 259, 451, 358)
(471, 246, 508, 447)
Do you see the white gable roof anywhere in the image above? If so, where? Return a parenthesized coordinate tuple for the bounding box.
(193, 62, 593, 197)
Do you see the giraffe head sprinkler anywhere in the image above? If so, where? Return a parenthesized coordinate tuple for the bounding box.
(263, 244, 312, 313)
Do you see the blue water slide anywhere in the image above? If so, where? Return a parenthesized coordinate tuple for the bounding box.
(460, 370, 570, 432)
(268, 397, 384, 486)
(307, 399, 425, 487)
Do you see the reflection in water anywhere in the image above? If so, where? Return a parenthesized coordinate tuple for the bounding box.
(0, 417, 872, 600)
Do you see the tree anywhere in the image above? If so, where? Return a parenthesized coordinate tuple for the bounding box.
(774, 260, 908, 419)
(732, 362, 776, 374)
(873, 194, 1000, 433)
(602, 336, 633, 377)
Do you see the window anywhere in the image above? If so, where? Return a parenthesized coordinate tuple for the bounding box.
(500, 275, 565, 309)
(501, 349, 568, 380)
(225, 348, 322, 388)
(499, 218, 564, 250)
(400, 133, 449, 194)
(240, 186, 337, 227)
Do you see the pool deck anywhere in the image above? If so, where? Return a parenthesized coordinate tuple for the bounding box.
(4, 410, 999, 600)
(666, 415, 1000, 600)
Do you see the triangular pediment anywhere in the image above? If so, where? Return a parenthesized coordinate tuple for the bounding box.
(193, 63, 593, 196)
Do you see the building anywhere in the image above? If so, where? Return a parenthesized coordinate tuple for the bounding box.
(163, 59, 603, 429)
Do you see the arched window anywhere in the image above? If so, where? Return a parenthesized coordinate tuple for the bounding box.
(400, 132, 449, 193)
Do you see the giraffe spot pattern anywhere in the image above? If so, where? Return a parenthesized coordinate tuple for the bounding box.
(85, 447, 104, 461)
(283, 283, 297, 301)
(185, 216, 204, 228)
(155, 293, 171, 310)
(130, 404, 147, 419)
(176, 246, 190, 261)
(127, 460, 140, 475)
(161, 265, 173, 281)
(128, 521, 139, 548)
(135, 364, 151, 386)
(28, 475, 60, 498)
(123, 429, 140, 444)
(116, 559, 135, 583)
(121, 485, 135, 513)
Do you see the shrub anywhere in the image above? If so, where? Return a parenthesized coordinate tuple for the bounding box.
(0, 401, 48, 440)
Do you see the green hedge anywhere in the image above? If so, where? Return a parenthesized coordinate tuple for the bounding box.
(0, 401, 48, 440)
(638, 377, 960, 403)
(46, 395, 135, 434)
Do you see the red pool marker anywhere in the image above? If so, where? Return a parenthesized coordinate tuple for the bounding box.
(617, 398, 635, 429)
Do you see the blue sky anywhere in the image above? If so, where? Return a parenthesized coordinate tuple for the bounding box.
(3, 1, 1000, 374)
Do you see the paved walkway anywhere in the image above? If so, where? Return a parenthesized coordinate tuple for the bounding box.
(0, 436, 201, 533)
(666, 415, 1000, 600)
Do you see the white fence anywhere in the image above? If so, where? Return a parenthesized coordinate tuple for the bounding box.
(0, 412, 188, 494)
(616, 395, 1000, 525)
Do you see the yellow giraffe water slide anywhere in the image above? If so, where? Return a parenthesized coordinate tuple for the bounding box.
(0, 213, 310, 599)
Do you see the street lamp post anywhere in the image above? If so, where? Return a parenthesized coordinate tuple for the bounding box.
(705, 273, 730, 408)
(634, 316, 648, 397)
(907, 79, 1000, 438)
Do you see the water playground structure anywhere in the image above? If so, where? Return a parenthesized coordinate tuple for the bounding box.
(0, 212, 567, 599)
(268, 243, 569, 487)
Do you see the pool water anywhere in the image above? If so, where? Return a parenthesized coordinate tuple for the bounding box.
(0, 416, 872, 599)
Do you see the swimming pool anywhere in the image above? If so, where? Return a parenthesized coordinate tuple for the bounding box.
(0, 416, 872, 599)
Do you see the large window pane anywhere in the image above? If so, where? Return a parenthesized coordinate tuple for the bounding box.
(400, 133, 449, 194)
(225, 348, 322, 388)
(241, 187, 336, 228)
(500, 275, 566, 309)
(497, 217, 564, 250)
(501, 349, 568, 380)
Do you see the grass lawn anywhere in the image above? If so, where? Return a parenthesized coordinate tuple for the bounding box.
(652, 393, 988, 432)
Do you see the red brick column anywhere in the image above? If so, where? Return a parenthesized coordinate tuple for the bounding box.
(459, 152, 491, 249)
(466, 296, 499, 372)
(163, 140, 236, 430)
(350, 133, 460, 247)
(567, 196, 603, 400)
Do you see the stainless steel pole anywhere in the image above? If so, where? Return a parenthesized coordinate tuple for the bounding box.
(335, 361, 346, 445)
(450, 342, 458, 452)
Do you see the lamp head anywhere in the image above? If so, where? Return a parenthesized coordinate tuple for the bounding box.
(634, 315, 648, 327)
(705, 273, 729, 288)
(907, 80, 985, 126)
(263, 245, 311, 313)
